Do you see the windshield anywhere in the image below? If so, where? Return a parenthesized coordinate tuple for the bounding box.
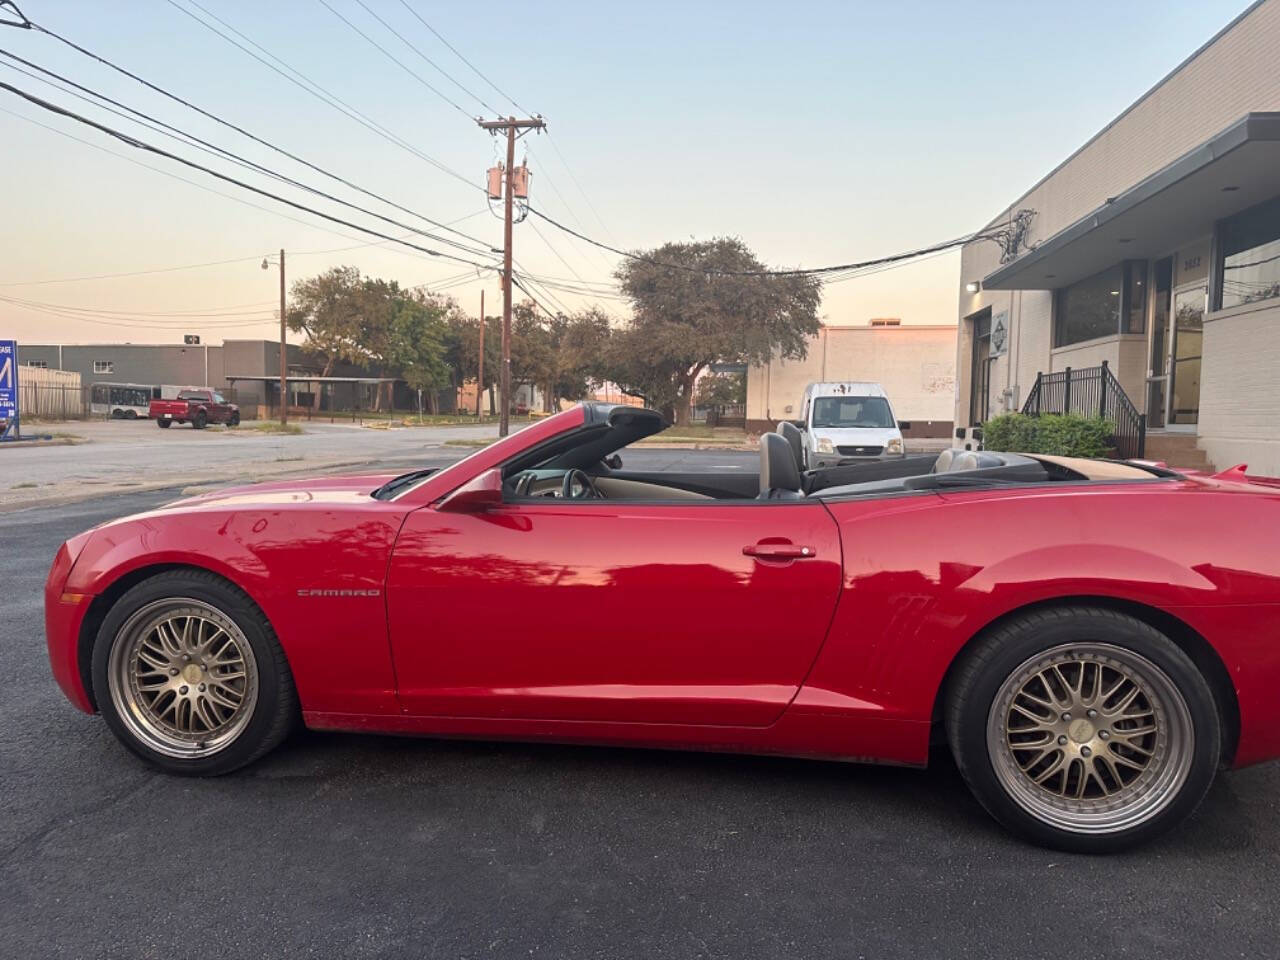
(811, 396, 894, 429)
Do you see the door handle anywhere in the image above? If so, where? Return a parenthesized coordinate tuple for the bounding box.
(743, 542, 817, 559)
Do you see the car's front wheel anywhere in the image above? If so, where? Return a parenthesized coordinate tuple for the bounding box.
(947, 607, 1220, 852)
(91, 570, 298, 775)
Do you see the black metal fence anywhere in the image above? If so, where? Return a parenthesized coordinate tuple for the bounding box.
(1021, 360, 1146, 459)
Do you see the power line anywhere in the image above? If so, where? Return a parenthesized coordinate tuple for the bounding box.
(0, 103, 408, 254)
(394, 1, 529, 115)
(0, 80, 502, 272)
(347, 0, 498, 115)
(315, 0, 474, 119)
(155, 0, 482, 194)
(543, 133, 622, 246)
(2, 14, 496, 252)
(0, 50, 498, 261)
(527, 204, 1001, 278)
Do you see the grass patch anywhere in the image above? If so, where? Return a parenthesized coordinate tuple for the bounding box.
(10, 481, 37, 489)
(241, 421, 303, 435)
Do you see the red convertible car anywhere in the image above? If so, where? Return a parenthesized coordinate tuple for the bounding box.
(45, 404, 1280, 851)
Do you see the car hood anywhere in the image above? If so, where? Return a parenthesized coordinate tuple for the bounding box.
(159, 471, 403, 511)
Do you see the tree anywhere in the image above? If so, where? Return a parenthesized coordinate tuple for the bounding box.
(287, 266, 378, 410)
(613, 238, 821, 425)
(389, 291, 455, 414)
(695, 371, 746, 407)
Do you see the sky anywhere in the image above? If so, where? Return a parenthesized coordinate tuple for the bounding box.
(0, 0, 1256, 346)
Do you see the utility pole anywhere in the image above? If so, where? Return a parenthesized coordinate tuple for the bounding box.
(261, 250, 288, 423)
(278, 248, 287, 425)
(478, 115, 545, 437)
(476, 288, 485, 418)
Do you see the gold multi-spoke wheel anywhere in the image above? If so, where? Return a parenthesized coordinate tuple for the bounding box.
(987, 642, 1195, 835)
(107, 598, 260, 758)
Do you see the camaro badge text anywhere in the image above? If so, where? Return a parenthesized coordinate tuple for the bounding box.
(297, 588, 382, 598)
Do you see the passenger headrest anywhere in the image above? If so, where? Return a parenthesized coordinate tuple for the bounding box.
(776, 421, 804, 471)
(950, 451, 1006, 472)
(760, 432, 803, 496)
(933, 449, 956, 473)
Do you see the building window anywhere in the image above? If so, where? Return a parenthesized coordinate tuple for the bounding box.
(25, 359, 48, 368)
(93, 360, 114, 374)
(1054, 265, 1122, 346)
(1218, 195, 1280, 309)
(1053, 262, 1146, 346)
(1123, 261, 1146, 334)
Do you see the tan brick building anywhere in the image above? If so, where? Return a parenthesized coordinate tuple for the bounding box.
(955, 0, 1280, 473)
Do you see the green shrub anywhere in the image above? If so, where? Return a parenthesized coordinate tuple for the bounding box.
(982, 413, 1114, 458)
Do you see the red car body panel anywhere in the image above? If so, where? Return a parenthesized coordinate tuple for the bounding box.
(386, 501, 842, 725)
(43, 404, 1280, 772)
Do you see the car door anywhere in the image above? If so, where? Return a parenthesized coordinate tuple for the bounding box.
(208, 392, 229, 421)
(385, 499, 842, 726)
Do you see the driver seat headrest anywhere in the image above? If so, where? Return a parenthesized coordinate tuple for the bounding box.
(759, 432, 804, 499)
(776, 421, 804, 472)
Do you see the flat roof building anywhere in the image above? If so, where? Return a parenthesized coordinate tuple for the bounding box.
(747, 323, 957, 437)
(956, 0, 1280, 472)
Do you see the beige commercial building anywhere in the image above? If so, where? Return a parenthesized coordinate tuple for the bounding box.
(955, 0, 1280, 473)
(747, 323, 957, 436)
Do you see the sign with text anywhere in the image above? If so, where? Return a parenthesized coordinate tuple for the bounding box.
(0, 340, 17, 421)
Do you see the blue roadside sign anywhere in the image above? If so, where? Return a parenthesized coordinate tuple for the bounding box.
(0, 340, 17, 422)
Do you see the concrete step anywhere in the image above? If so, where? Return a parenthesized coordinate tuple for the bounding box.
(1143, 433, 1213, 471)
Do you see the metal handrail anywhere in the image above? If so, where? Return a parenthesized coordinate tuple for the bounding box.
(1020, 360, 1146, 459)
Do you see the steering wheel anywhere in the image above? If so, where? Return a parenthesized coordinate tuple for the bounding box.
(561, 468, 597, 500)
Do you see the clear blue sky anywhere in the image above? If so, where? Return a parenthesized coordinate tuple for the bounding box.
(0, 0, 1254, 343)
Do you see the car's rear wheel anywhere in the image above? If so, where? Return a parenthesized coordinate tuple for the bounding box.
(157, 418, 171, 429)
(91, 570, 298, 775)
(193, 410, 207, 430)
(947, 606, 1220, 852)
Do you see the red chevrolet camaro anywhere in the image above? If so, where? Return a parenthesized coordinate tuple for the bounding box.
(45, 403, 1280, 851)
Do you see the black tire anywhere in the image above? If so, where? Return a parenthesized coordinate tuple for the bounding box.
(193, 410, 207, 430)
(90, 570, 299, 776)
(227, 411, 240, 428)
(157, 418, 171, 429)
(946, 606, 1220, 853)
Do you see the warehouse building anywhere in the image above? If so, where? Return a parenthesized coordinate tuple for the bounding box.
(956, 0, 1280, 473)
(19, 339, 412, 415)
(747, 323, 957, 437)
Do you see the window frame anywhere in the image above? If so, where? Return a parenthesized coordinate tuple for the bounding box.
(1213, 194, 1280, 311)
(1052, 261, 1147, 348)
(93, 360, 114, 375)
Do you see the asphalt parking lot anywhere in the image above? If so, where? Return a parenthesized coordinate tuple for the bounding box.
(2, 458, 1278, 958)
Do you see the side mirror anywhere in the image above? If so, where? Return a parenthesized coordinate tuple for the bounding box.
(897, 421, 912, 431)
(437, 468, 504, 513)
(603, 453, 623, 470)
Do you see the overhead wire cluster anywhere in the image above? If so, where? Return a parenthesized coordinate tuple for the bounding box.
(0, 0, 1012, 329)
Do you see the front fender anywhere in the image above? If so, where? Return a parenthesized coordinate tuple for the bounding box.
(61, 504, 405, 716)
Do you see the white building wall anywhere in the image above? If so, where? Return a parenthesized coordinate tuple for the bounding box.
(1198, 301, 1280, 476)
(748, 325, 957, 433)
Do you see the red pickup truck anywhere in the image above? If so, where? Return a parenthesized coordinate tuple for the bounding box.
(149, 389, 240, 429)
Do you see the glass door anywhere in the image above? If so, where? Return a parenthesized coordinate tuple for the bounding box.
(1168, 284, 1205, 427)
(1145, 259, 1172, 429)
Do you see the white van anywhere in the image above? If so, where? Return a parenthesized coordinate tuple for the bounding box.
(799, 382, 906, 469)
